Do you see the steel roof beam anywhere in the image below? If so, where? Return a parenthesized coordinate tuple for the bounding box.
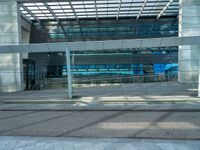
(20, 3, 41, 24)
(69, 1, 79, 22)
(43, 2, 59, 22)
(94, 0, 98, 20)
(136, 0, 148, 20)
(157, 0, 173, 19)
(43, 2, 67, 36)
(19, 0, 179, 21)
(20, 13, 32, 24)
(116, 0, 122, 20)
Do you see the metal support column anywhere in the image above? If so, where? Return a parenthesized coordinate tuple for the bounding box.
(66, 45, 72, 99)
(198, 58, 200, 97)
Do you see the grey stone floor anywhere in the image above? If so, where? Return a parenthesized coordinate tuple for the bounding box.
(1, 103, 200, 111)
(0, 82, 199, 111)
(0, 136, 200, 150)
(0, 111, 200, 139)
(0, 82, 199, 102)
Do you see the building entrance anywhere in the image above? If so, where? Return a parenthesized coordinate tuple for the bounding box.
(23, 59, 35, 90)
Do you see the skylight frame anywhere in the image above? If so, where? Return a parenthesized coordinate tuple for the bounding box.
(19, 0, 179, 21)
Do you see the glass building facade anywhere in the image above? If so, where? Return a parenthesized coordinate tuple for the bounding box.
(29, 17, 178, 80)
(30, 18, 178, 42)
(46, 47, 177, 76)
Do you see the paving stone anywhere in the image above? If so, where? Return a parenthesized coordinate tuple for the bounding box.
(0, 136, 200, 150)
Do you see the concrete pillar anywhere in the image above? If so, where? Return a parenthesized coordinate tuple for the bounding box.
(21, 17, 31, 59)
(199, 58, 200, 97)
(0, 0, 24, 92)
(179, 0, 200, 83)
(21, 16, 31, 44)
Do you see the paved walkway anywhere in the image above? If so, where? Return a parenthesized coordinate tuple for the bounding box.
(0, 136, 200, 150)
(0, 82, 199, 149)
(1, 103, 200, 111)
(0, 111, 200, 139)
(0, 82, 199, 111)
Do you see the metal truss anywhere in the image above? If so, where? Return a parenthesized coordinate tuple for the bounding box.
(18, 0, 179, 21)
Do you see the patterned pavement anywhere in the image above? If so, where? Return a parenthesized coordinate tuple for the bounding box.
(0, 136, 200, 150)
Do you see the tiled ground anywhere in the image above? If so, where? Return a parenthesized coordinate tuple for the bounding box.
(0, 82, 199, 111)
(0, 111, 200, 139)
(0, 136, 200, 150)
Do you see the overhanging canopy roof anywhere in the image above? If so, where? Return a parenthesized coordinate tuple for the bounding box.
(19, 0, 179, 21)
(0, 36, 199, 53)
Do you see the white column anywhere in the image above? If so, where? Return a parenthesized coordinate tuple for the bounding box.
(198, 57, 200, 97)
(179, 0, 200, 83)
(66, 45, 72, 99)
(0, 0, 24, 92)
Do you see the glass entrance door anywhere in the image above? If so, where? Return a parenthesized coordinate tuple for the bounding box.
(23, 59, 35, 90)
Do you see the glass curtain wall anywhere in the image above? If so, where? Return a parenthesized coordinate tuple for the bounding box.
(30, 18, 178, 42)
(29, 17, 178, 83)
(31, 47, 178, 81)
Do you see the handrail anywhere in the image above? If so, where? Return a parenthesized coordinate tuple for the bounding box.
(44, 73, 177, 84)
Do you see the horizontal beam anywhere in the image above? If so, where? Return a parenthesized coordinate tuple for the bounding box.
(73, 54, 177, 65)
(0, 36, 200, 53)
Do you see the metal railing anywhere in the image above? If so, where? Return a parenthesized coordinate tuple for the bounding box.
(41, 73, 178, 89)
(32, 72, 46, 90)
(73, 74, 177, 85)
